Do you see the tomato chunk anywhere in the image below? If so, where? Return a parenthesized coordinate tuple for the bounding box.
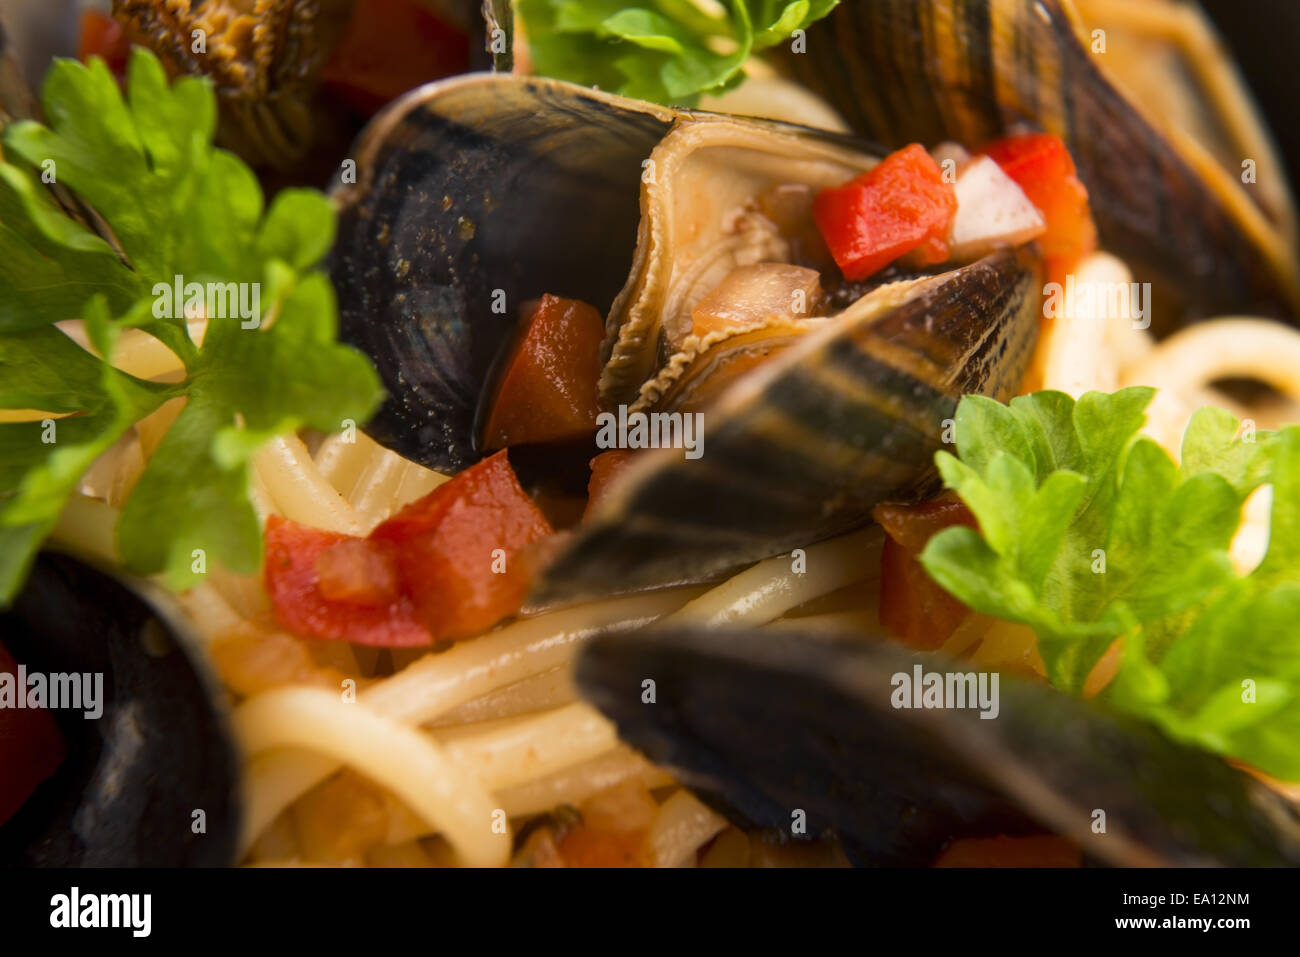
(813, 144, 957, 281)
(584, 449, 638, 519)
(267, 451, 554, 645)
(482, 295, 606, 450)
(321, 0, 470, 115)
(0, 640, 66, 826)
(371, 450, 554, 640)
(265, 518, 432, 647)
(874, 500, 977, 649)
(980, 133, 1098, 281)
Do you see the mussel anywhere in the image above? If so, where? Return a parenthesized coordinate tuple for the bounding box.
(578, 624, 1300, 866)
(111, 0, 495, 171)
(770, 0, 1300, 328)
(112, 0, 359, 168)
(330, 74, 1041, 602)
(0, 552, 240, 866)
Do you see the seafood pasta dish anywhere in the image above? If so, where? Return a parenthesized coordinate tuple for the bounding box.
(1, 0, 1300, 869)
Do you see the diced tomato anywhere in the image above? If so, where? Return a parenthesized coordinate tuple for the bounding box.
(78, 11, 130, 74)
(934, 834, 1082, 867)
(980, 133, 1098, 282)
(0, 640, 66, 826)
(266, 451, 554, 645)
(321, 0, 470, 115)
(265, 518, 432, 647)
(813, 144, 958, 281)
(482, 295, 606, 450)
(874, 500, 977, 649)
(584, 449, 637, 519)
(371, 450, 554, 641)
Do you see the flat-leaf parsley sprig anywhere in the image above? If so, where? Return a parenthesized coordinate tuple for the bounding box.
(0, 49, 383, 601)
(920, 387, 1300, 778)
(516, 0, 839, 106)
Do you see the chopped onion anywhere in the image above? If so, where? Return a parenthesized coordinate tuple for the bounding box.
(947, 155, 1046, 262)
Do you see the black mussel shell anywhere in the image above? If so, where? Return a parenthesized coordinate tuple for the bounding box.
(0, 552, 239, 866)
(329, 76, 672, 471)
(577, 625, 1300, 866)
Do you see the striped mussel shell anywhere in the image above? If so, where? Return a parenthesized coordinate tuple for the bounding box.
(327, 73, 1042, 603)
(534, 247, 1040, 604)
(772, 0, 1300, 330)
(113, 0, 358, 168)
(578, 625, 1300, 865)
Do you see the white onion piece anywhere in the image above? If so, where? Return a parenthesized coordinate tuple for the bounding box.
(947, 156, 1046, 262)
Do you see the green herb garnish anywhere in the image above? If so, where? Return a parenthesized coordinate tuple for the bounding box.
(516, 0, 839, 105)
(921, 388, 1300, 778)
(0, 50, 383, 600)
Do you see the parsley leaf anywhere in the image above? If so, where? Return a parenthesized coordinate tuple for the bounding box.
(920, 388, 1300, 779)
(0, 49, 383, 600)
(517, 0, 839, 106)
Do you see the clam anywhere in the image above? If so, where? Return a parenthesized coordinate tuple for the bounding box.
(770, 0, 1300, 328)
(329, 73, 1042, 602)
(0, 552, 240, 866)
(577, 625, 1300, 866)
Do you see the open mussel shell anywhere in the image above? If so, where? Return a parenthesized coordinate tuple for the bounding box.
(578, 626, 1300, 866)
(0, 552, 239, 866)
(333, 74, 1041, 603)
(533, 247, 1041, 605)
(772, 0, 1300, 328)
(330, 74, 676, 471)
